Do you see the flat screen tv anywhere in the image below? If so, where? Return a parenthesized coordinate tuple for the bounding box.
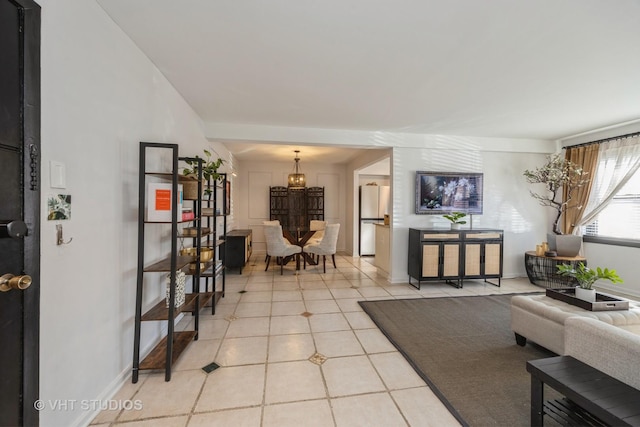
(415, 171, 483, 215)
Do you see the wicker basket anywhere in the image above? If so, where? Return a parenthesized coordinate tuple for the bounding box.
(182, 179, 199, 200)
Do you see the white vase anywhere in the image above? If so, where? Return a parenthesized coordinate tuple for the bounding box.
(575, 286, 596, 302)
(450, 223, 461, 230)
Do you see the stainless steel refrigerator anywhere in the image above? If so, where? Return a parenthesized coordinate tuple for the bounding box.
(359, 185, 390, 256)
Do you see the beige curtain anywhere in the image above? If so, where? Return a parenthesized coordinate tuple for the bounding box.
(563, 144, 599, 234)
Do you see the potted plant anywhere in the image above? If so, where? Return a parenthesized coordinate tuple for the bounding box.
(557, 262, 623, 301)
(443, 211, 467, 230)
(182, 149, 225, 199)
(523, 154, 590, 256)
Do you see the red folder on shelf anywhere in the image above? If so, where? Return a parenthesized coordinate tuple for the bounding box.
(146, 183, 183, 222)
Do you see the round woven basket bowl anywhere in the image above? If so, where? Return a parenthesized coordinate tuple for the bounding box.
(183, 180, 199, 200)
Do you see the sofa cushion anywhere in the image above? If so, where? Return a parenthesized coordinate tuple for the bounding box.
(511, 294, 640, 354)
(511, 294, 640, 326)
(618, 323, 640, 334)
(565, 316, 640, 390)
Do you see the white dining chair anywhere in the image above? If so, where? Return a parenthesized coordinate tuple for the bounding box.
(303, 223, 340, 273)
(308, 220, 327, 246)
(264, 224, 302, 275)
(263, 220, 281, 262)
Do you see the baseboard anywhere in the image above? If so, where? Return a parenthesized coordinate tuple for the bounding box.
(69, 319, 181, 427)
(69, 367, 132, 427)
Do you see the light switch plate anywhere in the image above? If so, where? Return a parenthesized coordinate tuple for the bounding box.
(50, 161, 66, 189)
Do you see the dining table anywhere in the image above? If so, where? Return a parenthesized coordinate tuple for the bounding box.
(282, 227, 317, 270)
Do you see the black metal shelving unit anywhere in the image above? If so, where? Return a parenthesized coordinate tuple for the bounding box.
(132, 142, 212, 383)
(200, 172, 227, 311)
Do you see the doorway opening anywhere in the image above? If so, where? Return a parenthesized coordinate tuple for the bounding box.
(353, 156, 391, 276)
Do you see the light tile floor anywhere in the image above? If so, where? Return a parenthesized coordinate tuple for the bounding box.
(91, 252, 542, 427)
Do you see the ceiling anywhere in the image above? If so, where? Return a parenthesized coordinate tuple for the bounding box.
(96, 0, 640, 163)
(212, 141, 369, 165)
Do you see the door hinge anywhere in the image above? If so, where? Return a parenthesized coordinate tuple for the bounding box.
(29, 143, 38, 190)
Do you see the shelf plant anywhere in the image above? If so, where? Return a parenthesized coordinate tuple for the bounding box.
(182, 149, 225, 197)
(557, 262, 623, 289)
(443, 211, 467, 225)
(443, 211, 467, 230)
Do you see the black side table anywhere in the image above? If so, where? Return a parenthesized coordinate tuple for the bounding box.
(524, 251, 586, 288)
(527, 356, 640, 426)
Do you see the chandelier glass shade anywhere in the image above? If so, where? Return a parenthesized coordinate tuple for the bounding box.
(288, 150, 306, 188)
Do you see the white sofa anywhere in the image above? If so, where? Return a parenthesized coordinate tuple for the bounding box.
(565, 316, 640, 389)
(510, 294, 640, 354)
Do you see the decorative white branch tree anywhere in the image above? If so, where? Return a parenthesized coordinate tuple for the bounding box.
(523, 154, 590, 235)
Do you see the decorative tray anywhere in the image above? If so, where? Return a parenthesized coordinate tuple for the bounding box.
(546, 288, 629, 311)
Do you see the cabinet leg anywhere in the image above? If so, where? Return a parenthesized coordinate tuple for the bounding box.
(445, 279, 461, 289)
(484, 277, 501, 287)
(408, 277, 421, 290)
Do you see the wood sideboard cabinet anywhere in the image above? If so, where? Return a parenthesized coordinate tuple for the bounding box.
(224, 229, 252, 274)
(408, 228, 503, 289)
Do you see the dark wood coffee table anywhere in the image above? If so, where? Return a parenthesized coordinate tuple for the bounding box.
(526, 356, 640, 426)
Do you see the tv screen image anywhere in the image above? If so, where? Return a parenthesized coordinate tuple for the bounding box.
(415, 171, 483, 215)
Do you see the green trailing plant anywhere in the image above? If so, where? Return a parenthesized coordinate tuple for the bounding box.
(523, 154, 590, 235)
(556, 262, 623, 289)
(182, 149, 225, 196)
(443, 211, 467, 225)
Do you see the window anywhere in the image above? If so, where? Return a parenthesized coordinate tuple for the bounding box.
(584, 168, 640, 241)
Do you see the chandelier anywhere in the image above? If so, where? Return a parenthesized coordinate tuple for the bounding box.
(288, 150, 306, 188)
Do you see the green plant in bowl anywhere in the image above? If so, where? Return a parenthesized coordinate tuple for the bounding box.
(443, 211, 467, 225)
(556, 262, 623, 289)
(182, 149, 225, 197)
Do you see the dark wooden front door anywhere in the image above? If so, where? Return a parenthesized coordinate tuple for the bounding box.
(0, 1, 41, 425)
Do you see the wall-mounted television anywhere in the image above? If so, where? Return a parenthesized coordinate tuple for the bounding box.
(415, 171, 483, 215)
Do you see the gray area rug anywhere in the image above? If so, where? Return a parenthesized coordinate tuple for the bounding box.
(359, 293, 556, 427)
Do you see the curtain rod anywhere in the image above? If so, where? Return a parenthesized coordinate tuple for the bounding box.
(563, 131, 640, 149)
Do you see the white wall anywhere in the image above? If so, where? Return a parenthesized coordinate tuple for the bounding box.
(39, 1, 232, 426)
(234, 159, 347, 252)
(388, 146, 552, 283)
